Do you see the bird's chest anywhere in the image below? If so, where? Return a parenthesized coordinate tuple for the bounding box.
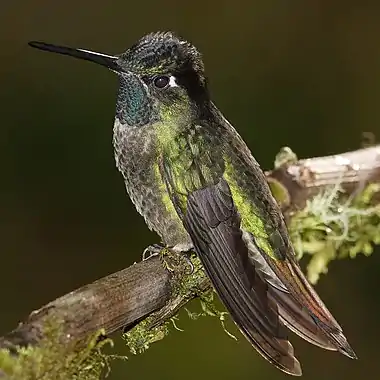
(113, 121, 162, 209)
(160, 127, 225, 213)
(113, 122, 156, 186)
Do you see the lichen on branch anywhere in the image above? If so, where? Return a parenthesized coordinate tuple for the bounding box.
(289, 181, 380, 283)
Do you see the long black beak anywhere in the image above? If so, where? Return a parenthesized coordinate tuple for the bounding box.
(28, 41, 121, 72)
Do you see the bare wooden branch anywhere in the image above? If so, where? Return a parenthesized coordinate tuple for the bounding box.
(268, 145, 380, 212)
(1, 145, 380, 359)
(0, 256, 172, 351)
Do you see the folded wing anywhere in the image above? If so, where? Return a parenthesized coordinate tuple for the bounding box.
(183, 178, 302, 376)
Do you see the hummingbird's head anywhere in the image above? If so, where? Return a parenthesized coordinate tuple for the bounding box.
(29, 32, 209, 127)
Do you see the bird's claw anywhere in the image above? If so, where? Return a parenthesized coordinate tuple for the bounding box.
(170, 243, 195, 275)
(181, 251, 195, 275)
(142, 243, 165, 261)
(143, 243, 195, 275)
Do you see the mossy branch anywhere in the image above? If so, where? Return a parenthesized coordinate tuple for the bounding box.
(1, 144, 380, 379)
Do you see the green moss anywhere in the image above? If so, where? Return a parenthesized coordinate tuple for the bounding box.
(0, 318, 113, 380)
(123, 249, 233, 353)
(123, 249, 208, 353)
(187, 289, 237, 341)
(289, 182, 380, 283)
(122, 318, 170, 355)
(171, 251, 208, 296)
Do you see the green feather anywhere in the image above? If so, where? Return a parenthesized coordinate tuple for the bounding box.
(224, 160, 276, 259)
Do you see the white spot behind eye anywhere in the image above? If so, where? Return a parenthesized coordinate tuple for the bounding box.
(169, 76, 178, 88)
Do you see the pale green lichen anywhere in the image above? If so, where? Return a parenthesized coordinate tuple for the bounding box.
(0, 318, 114, 380)
(274, 146, 299, 169)
(289, 182, 380, 284)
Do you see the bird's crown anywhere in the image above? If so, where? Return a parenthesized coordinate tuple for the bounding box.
(119, 32, 204, 78)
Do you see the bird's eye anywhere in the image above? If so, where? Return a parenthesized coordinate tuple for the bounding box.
(153, 75, 170, 89)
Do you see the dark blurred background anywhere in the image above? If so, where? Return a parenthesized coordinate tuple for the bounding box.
(1, 1, 380, 379)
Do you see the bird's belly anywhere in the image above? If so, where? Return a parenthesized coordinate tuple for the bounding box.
(113, 122, 190, 246)
(124, 164, 190, 246)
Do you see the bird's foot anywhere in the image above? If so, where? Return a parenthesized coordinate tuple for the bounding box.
(180, 250, 195, 275)
(170, 243, 195, 275)
(142, 243, 165, 261)
(143, 243, 195, 275)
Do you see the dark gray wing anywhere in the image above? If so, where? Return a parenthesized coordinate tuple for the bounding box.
(244, 232, 338, 351)
(269, 287, 337, 350)
(183, 178, 302, 376)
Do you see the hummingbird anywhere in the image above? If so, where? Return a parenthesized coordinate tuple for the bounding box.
(28, 31, 356, 375)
